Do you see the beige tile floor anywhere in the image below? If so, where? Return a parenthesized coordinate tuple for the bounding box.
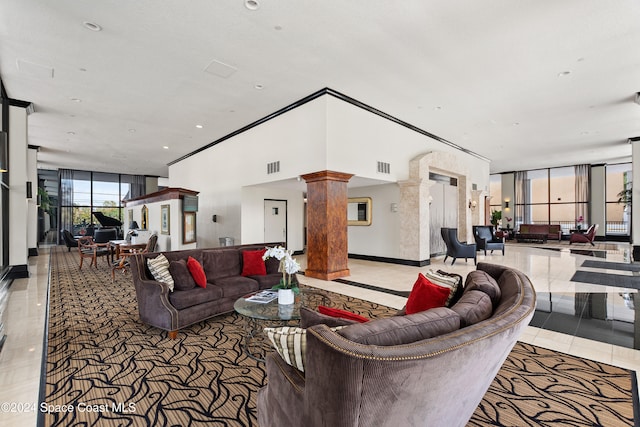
(1, 242, 639, 426)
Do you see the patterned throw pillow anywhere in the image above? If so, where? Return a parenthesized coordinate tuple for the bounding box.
(147, 254, 175, 292)
(423, 270, 462, 306)
(264, 326, 345, 372)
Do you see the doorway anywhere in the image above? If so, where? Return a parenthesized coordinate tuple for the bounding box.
(429, 173, 459, 256)
(264, 199, 287, 246)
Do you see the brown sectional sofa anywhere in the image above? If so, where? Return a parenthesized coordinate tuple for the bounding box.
(257, 262, 536, 427)
(516, 223, 562, 242)
(130, 242, 284, 339)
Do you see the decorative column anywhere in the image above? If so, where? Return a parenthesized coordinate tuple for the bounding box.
(302, 170, 353, 280)
(631, 138, 640, 261)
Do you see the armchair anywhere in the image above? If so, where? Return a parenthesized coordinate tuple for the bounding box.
(473, 225, 505, 256)
(61, 230, 78, 252)
(77, 236, 110, 269)
(569, 224, 598, 246)
(441, 227, 476, 265)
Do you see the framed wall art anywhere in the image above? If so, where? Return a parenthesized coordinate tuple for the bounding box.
(161, 204, 170, 235)
(183, 211, 196, 244)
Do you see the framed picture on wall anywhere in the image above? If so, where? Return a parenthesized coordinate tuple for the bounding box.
(161, 204, 170, 235)
(183, 211, 196, 244)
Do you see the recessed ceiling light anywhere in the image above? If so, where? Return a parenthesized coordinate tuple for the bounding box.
(434, 106, 442, 111)
(79, 67, 87, 72)
(557, 71, 571, 77)
(162, 146, 169, 150)
(254, 83, 264, 90)
(67, 131, 75, 135)
(128, 128, 136, 133)
(512, 122, 520, 126)
(245, 0, 260, 10)
(195, 124, 203, 129)
(70, 98, 82, 102)
(83, 21, 102, 32)
(274, 25, 283, 31)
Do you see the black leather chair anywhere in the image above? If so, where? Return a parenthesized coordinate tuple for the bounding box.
(441, 227, 476, 265)
(61, 229, 78, 252)
(473, 225, 505, 256)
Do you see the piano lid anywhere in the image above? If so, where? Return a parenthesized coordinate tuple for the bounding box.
(92, 211, 123, 227)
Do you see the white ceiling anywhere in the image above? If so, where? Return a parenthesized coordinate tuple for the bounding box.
(1, 0, 639, 178)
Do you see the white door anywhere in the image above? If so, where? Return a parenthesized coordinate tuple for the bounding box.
(264, 200, 287, 245)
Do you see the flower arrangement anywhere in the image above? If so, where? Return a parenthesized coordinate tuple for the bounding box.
(262, 246, 300, 292)
(576, 215, 584, 230)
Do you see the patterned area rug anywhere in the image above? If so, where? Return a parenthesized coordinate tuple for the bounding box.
(41, 247, 637, 426)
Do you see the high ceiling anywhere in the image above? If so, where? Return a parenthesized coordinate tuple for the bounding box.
(1, 0, 639, 178)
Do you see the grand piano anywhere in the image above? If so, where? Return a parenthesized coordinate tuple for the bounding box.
(92, 212, 123, 238)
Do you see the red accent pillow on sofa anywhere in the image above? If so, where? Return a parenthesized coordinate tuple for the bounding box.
(318, 305, 369, 323)
(241, 249, 267, 276)
(187, 256, 207, 288)
(405, 273, 451, 314)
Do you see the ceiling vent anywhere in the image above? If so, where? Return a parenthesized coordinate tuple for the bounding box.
(267, 161, 280, 174)
(377, 161, 390, 174)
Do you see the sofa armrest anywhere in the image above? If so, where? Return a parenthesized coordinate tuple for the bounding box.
(130, 254, 179, 331)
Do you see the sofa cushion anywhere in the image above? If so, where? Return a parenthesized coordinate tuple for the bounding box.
(187, 256, 207, 288)
(264, 256, 280, 274)
(405, 273, 451, 314)
(464, 270, 501, 307)
(203, 250, 242, 279)
(212, 275, 260, 297)
(300, 307, 360, 328)
(318, 305, 369, 323)
(450, 290, 493, 327)
(168, 285, 224, 310)
(169, 259, 197, 291)
(248, 273, 283, 289)
(147, 254, 174, 292)
(242, 249, 267, 276)
(337, 307, 460, 346)
(264, 326, 346, 372)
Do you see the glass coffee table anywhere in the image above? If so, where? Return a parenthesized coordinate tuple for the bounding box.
(234, 288, 329, 361)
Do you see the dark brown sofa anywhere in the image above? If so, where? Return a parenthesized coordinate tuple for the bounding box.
(129, 242, 284, 339)
(516, 223, 562, 242)
(257, 263, 536, 427)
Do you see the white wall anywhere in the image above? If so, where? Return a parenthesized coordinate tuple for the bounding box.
(127, 198, 192, 251)
(170, 96, 329, 249)
(347, 184, 401, 258)
(241, 186, 305, 251)
(9, 105, 28, 266)
(169, 93, 490, 260)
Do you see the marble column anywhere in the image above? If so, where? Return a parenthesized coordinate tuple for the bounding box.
(301, 170, 353, 280)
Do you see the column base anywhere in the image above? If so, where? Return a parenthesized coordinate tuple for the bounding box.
(304, 268, 350, 281)
(633, 245, 640, 262)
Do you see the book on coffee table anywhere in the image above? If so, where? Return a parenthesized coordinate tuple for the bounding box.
(245, 290, 278, 304)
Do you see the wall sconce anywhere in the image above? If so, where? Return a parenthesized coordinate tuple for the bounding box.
(504, 200, 510, 209)
(468, 200, 477, 210)
(212, 214, 217, 222)
(390, 203, 398, 212)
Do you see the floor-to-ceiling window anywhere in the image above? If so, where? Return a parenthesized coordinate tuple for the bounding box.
(514, 166, 587, 233)
(606, 163, 632, 236)
(59, 170, 144, 238)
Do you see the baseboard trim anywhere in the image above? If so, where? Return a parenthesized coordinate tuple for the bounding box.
(348, 253, 430, 267)
(6, 264, 29, 279)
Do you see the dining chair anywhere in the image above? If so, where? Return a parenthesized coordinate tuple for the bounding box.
(77, 236, 110, 269)
(111, 234, 158, 281)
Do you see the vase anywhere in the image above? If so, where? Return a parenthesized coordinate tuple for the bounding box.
(278, 288, 294, 305)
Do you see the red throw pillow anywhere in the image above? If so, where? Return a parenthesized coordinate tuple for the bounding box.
(405, 273, 451, 315)
(187, 256, 207, 288)
(241, 249, 267, 276)
(318, 305, 369, 323)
